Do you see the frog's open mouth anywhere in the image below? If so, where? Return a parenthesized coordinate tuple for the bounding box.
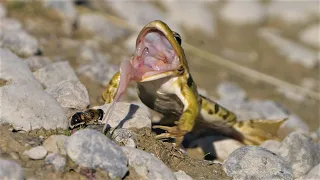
(131, 29, 180, 81)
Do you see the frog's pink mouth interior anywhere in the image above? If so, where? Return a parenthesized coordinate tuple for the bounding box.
(131, 30, 180, 79)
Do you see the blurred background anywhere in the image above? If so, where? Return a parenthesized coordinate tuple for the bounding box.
(1, 0, 319, 135)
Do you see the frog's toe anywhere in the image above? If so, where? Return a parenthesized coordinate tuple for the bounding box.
(153, 125, 186, 147)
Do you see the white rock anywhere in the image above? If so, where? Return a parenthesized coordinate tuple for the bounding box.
(45, 80, 90, 117)
(296, 163, 320, 180)
(112, 128, 136, 148)
(267, 1, 317, 24)
(278, 132, 320, 178)
(163, 1, 215, 35)
(94, 102, 151, 129)
(0, 18, 22, 32)
(65, 129, 128, 179)
(45, 153, 66, 171)
(217, 82, 247, 101)
(0, 159, 24, 180)
(258, 28, 319, 69)
(0, 30, 40, 57)
(0, 3, 6, 18)
(33, 61, 79, 88)
(223, 146, 293, 180)
(174, 170, 193, 180)
(122, 146, 176, 180)
(24, 146, 48, 160)
(260, 140, 281, 154)
(43, 0, 77, 21)
(0, 48, 42, 89)
(23, 56, 51, 71)
(220, 1, 266, 25)
(43, 135, 68, 155)
(299, 24, 320, 48)
(0, 83, 68, 131)
(78, 13, 127, 44)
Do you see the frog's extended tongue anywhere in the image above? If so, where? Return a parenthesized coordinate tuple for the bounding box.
(102, 60, 134, 132)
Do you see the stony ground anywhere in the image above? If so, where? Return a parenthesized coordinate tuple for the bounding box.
(0, 1, 319, 180)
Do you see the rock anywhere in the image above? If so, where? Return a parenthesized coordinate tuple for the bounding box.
(94, 102, 151, 129)
(45, 153, 66, 171)
(111, 128, 136, 148)
(24, 146, 48, 160)
(33, 61, 79, 88)
(43, 0, 77, 21)
(260, 140, 281, 154)
(220, 1, 266, 25)
(0, 18, 22, 32)
(267, 1, 317, 24)
(299, 23, 320, 48)
(223, 146, 293, 180)
(258, 28, 319, 69)
(0, 48, 42, 89)
(0, 29, 40, 57)
(122, 146, 176, 180)
(278, 132, 320, 178)
(163, 1, 215, 35)
(45, 80, 90, 117)
(296, 163, 320, 180)
(23, 56, 51, 71)
(78, 13, 127, 44)
(0, 83, 68, 131)
(249, 100, 289, 119)
(65, 129, 128, 179)
(174, 170, 193, 180)
(0, 3, 7, 18)
(217, 82, 247, 101)
(43, 135, 68, 155)
(187, 136, 243, 161)
(0, 159, 24, 180)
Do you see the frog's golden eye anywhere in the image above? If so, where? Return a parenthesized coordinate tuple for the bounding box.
(173, 32, 181, 45)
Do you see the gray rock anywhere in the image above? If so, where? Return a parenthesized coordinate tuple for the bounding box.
(94, 102, 151, 129)
(111, 128, 136, 148)
(0, 48, 42, 89)
(0, 18, 22, 32)
(278, 132, 320, 178)
(0, 29, 40, 57)
(260, 140, 281, 154)
(23, 56, 51, 71)
(43, 0, 77, 21)
(217, 82, 247, 101)
(299, 23, 320, 48)
(296, 163, 320, 180)
(65, 129, 128, 179)
(161, 1, 214, 35)
(0, 83, 68, 131)
(174, 170, 193, 180)
(122, 146, 176, 180)
(45, 153, 66, 171)
(0, 159, 24, 180)
(78, 13, 127, 44)
(33, 61, 79, 88)
(43, 135, 68, 155)
(258, 28, 319, 69)
(45, 80, 90, 117)
(24, 146, 48, 160)
(223, 146, 293, 180)
(220, 1, 266, 25)
(0, 3, 6, 18)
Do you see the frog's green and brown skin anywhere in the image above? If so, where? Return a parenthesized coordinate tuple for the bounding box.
(72, 20, 286, 146)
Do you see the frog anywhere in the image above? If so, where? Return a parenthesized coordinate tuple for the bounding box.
(70, 20, 286, 147)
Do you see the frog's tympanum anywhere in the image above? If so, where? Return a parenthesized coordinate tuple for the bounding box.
(70, 20, 286, 147)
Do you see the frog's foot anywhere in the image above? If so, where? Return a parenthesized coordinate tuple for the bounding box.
(153, 125, 187, 147)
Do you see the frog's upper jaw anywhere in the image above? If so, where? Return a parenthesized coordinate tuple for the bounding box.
(130, 20, 186, 82)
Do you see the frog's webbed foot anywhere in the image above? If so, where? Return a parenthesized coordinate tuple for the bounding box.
(153, 125, 187, 147)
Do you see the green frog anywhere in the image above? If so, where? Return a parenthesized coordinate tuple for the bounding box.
(70, 20, 286, 147)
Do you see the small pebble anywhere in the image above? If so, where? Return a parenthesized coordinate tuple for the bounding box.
(174, 170, 193, 180)
(45, 153, 66, 171)
(24, 146, 48, 160)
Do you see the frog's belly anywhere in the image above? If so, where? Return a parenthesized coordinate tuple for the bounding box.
(137, 83, 184, 117)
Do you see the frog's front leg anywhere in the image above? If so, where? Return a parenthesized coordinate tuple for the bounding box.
(154, 81, 199, 147)
(102, 71, 120, 103)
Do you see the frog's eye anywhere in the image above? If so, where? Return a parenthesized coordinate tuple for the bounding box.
(173, 32, 181, 45)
